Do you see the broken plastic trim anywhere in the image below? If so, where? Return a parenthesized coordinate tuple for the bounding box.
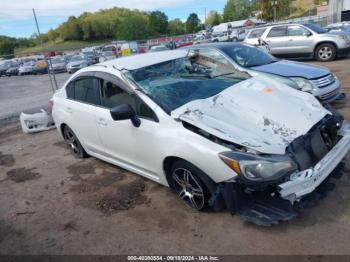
(209, 161, 345, 226)
(20, 109, 55, 134)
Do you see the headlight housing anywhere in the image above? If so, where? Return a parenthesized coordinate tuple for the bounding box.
(289, 77, 314, 92)
(219, 152, 297, 182)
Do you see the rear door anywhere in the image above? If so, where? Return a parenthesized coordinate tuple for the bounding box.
(265, 26, 288, 55)
(286, 25, 314, 54)
(63, 77, 104, 155)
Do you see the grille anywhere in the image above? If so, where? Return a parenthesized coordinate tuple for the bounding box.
(311, 74, 336, 88)
(318, 87, 340, 101)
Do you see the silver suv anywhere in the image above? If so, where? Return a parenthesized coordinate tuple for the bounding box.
(244, 23, 350, 62)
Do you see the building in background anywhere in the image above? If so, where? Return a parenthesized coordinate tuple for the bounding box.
(329, 0, 350, 22)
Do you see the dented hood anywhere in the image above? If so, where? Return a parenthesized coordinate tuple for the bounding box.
(171, 76, 329, 155)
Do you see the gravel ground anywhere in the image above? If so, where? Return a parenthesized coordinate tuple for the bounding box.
(0, 59, 350, 255)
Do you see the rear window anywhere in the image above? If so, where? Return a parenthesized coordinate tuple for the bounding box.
(66, 78, 101, 106)
(247, 28, 266, 39)
(267, 26, 287, 37)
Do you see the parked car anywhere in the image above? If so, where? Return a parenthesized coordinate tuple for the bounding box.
(5, 63, 20, 76)
(244, 23, 350, 61)
(18, 61, 37, 76)
(185, 43, 344, 103)
(0, 60, 12, 77)
(325, 23, 350, 35)
(51, 50, 350, 226)
(193, 35, 212, 45)
(83, 51, 98, 65)
(99, 51, 116, 63)
(148, 44, 169, 52)
(211, 31, 231, 42)
(49, 56, 67, 73)
(66, 55, 89, 74)
(36, 60, 48, 74)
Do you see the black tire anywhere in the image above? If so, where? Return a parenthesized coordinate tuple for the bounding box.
(169, 160, 212, 211)
(62, 125, 88, 158)
(315, 43, 336, 62)
(232, 37, 238, 42)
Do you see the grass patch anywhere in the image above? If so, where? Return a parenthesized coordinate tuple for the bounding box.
(14, 40, 111, 56)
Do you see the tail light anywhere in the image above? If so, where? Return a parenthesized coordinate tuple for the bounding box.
(48, 100, 54, 114)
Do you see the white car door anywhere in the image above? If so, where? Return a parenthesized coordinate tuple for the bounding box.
(94, 77, 160, 179)
(63, 77, 105, 155)
(264, 26, 288, 55)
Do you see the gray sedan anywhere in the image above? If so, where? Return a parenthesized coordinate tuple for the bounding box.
(186, 42, 344, 103)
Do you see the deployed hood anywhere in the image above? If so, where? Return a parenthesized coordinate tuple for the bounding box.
(171, 76, 329, 155)
(250, 60, 329, 79)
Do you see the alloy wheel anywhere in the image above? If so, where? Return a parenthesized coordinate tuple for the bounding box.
(172, 168, 205, 210)
(63, 127, 80, 155)
(318, 46, 333, 60)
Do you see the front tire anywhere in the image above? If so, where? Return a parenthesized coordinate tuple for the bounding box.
(315, 43, 336, 62)
(169, 161, 211, 211)
(62, 125, 88, 158)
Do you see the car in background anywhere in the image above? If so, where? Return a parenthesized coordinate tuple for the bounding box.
(102, 44, 118, 57)
(148, 44, 169, 52)
(63, 54, 74, 64)
(83, 51, 98, 65)
(5, 62, 21, 76)
(99, 51, 116, 63)
(18, 61, 37, 76)
(66, 54, 89, 74)
(0, 60, 13, 77)
(36, 60, 48, 74)
(185, 42, 344, 103)
(51, 50, 350, 226)
(325, 23, 350, 35)
(211, 31, 231, 42)
(49, 56, 67, 73)
(244, 23, 350, 61)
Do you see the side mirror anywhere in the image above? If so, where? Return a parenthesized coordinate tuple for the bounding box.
(305, 31, 312, 37)
(110, 104, 141, 127)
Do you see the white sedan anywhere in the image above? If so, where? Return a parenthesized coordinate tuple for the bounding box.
(51, 50, 350, 225)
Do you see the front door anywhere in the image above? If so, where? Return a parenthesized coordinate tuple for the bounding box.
(94, 76, 160, 179)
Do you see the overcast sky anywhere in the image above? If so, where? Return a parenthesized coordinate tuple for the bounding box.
(0, 0, 226, 38)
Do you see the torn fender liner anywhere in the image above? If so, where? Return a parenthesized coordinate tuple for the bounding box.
(20, 109, 55, 134)
(220, 183, 297, 226)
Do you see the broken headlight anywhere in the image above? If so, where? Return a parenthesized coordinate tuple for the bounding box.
(219, 152, 297, 182)
(290, 77, 314, 92)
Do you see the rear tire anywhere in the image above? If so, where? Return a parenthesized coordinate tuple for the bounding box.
(62, 125, 88, 158)
(169, 160, 212, 211)
(315, 43, 336, 62)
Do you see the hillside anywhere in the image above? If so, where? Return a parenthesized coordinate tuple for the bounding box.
(14, 40, 111, 56)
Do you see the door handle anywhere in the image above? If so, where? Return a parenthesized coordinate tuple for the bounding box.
(97, 118, 108, 126)
(66, 107, 73, 114)
(288, 39, 293, 41)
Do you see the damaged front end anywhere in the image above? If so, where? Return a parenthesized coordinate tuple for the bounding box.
(209, 114, 350, 226)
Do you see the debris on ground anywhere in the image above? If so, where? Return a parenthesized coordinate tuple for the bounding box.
(20, 109, 55, 134)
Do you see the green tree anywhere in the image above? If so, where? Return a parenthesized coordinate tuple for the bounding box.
(257, 0, 291, 21)
(0, 38, 14, 56)
(168, 19, 185, 35)
(206, 10, 222, 26)
(117, 13, 151, 40)
(149, 11, 168, 35)
(223, 0, 254, 22)
(57, 16, 83, 41)
(186, 13, 200, 33)
(47, 29, 59, 42)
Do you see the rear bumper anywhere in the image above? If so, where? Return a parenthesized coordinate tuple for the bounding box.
(278, 123, 350, 203)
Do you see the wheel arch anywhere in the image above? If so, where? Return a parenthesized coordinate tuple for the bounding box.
(162, 156, 218, 194)
(314, 41, 338, 56)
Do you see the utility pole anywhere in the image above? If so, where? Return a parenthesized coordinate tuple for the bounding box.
(32, 8, 58, 92)
(204, 8, 207, 30)
(271, 0, 277, 22)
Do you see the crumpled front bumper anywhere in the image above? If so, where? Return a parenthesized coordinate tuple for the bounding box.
(278, 123, 350, 203)
(20, 109, 55, 133)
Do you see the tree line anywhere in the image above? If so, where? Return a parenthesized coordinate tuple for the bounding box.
(1, 0, 295, 57)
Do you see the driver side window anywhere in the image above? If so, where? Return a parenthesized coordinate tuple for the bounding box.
(99, 79, 157, 121)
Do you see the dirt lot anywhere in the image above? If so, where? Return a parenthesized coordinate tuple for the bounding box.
(1, 59, 350, 255)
